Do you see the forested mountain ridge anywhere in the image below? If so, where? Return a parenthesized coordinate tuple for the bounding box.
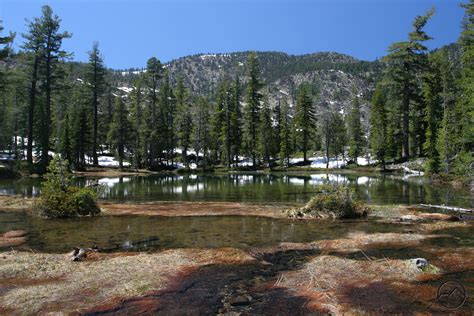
(113, 51, 382, 124)
(2, 50, 380, 117)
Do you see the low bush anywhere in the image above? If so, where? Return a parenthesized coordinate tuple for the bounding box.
(36, 156, 100, 218)
(288, 185, 368, 219)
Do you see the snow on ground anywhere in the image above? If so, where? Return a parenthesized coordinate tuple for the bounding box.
(238, 158, 254, 167)
(200, 54, 217, 60)
(356, 157, 371, 165)
(117, 86, 133, 94)
(311, 157, 346, 168)
(97, 156, 131, 167)
(310, 156, 371, 168)
(120, 70, 146, 76)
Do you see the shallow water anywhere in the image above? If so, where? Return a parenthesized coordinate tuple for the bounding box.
(0, 172, 472, 207)
(0, 212, 410, 253)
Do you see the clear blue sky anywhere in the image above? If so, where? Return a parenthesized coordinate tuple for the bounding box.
(0, 0, 466, 69)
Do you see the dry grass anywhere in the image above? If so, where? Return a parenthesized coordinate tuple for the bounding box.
(419, 220, 470, 232)
(0, 195, 32, 212)
(253, 232, 441, 256)
(313, 231, 440, 253)
(0, 248, 255, 314)
(425, 247, 474, 272)
(279, 255, 441, 314)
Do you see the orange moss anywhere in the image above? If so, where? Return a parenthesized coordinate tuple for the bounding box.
(190, 247, 256, 265)
(101, 201, 290, 218)
(0, 230, 27, 248)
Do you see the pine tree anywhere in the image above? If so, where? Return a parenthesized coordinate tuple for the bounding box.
(259, 99, 274, 166)
(158, 72, 175, 165)
(0, 21, 14, 88)
(279, 98, 293, 167)
(370, 87, 388, 169)
(129, 78, 145, 168)
(294, 85, 316, 163)
(454, 0, 474, 174)
(21, 17, 42, 165)
(216, 81, 233, 167)
(332, 112, 347, 163)
(60, 113, 72, 163)
(347, 91, 364, 163)
(193, 97, 211, 167)
(85, 42, 107, 166)
(321, 111, 346, 168)
(243, 52, 263, 167)
(0, 22, 14, 61)
(36, 5, 71, 173)
(273, 99, 282, 159)
(145, 57, 162, 166)
(70, 84, 90, 169)
(385, 8, 434, 159)
(108, 95, 131, 169)
(421, 51, 444, 172)
(175, 77, 193, 167)
(0, 22, 15, 153)
(230, 75, 242, 166)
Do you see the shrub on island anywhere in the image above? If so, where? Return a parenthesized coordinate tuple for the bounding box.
(288, 185, 368, 219)
(36, 156, 100, 218)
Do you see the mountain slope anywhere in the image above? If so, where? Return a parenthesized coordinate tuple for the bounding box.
(114, 51, 382, 126)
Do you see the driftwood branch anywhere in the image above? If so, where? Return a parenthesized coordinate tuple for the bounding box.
(420, 204, 473, 213)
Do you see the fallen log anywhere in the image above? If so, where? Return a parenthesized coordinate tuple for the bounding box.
(420, 204, 473, 214)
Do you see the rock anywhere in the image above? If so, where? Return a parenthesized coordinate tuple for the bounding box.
(229, 295, 252, 306)
(70, 247, 88, 262)
(411, 258, 428, 269)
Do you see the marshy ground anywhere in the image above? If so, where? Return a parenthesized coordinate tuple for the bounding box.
(0, 196, 472, 314)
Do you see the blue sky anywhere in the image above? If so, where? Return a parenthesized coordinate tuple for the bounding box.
(0, 0, 466, 69)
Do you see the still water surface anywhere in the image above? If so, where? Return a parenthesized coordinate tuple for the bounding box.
(0, 172, 471, 207)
